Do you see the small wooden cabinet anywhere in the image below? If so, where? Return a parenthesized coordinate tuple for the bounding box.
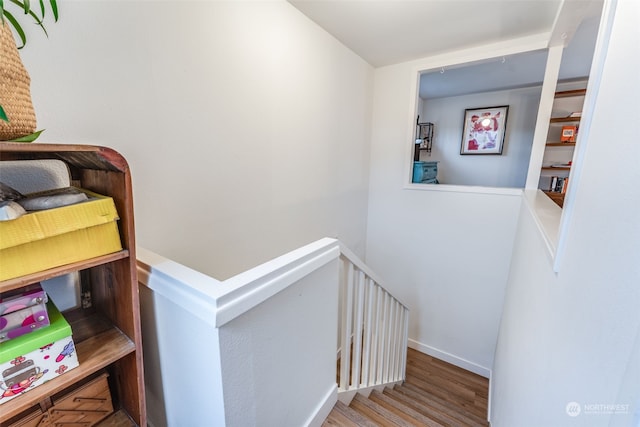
(0, 143, 146, 426)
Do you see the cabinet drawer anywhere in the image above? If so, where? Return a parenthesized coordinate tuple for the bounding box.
(49, 373, 113, 427)
(6, 408, 48, 427)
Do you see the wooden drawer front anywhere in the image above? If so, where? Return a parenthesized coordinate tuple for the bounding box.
(48, 374, 113, 427)
(7, 408, 49, 427)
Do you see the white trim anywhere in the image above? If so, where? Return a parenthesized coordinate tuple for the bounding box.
(519, 0, 618, 273)
(554, 0, 617, 273)
(548, 0, 597, 47)
(138, 239, 341, 328)
(487, 369, 493, 423)
(407, 339, 491, 379)
(406, 32, 551, 74)
(404, 182, 523, 197)
(521, 189, 562, 259)
(524, 45, 564, 190)
(216, 239, 340, 326)
(305, 384, 338, 427)
(137, 247, 221, 328)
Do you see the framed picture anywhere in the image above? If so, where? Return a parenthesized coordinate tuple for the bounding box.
(460, 106, 509, 155)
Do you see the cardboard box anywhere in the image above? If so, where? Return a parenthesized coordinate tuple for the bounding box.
(0, 284, 49, 343)
(0, 190, 122, 281)
(0, 301, 79, 405)
(561, 125, 577, 142)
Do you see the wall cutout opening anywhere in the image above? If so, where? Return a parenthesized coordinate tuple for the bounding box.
(411, 51, 547, 188)
(410, 11, 601, 191)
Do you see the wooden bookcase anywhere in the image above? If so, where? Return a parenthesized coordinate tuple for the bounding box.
(539, 88, 587, 207)
(0, 143, 146, 426)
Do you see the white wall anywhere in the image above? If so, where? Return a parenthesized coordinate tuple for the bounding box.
(139, 283, 226, 427)
(219, 260, 338, 427)
(365, 41, 539, 375)
(19, 1, 373, 280)
(491, 1, 640, 425)
(420, 86, 540, 188)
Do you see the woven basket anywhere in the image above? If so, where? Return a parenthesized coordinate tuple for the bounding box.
(0, 22, 37, 140)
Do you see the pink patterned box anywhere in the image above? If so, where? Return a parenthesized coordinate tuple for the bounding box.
(0, 301, 78, 405)
(0, 284, 50, 343)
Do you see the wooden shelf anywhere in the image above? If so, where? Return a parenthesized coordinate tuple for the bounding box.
(97, 409, 137, 426)
(554, 89, 587, 98)
(538, 87, 585, 208)
(0, 250, 129, 293)
(550, 116, 581, 123)
(546, 142, 576, 147)
(544, 191, 565, 208)
(0, 321, 136, 422)
(0, 143, 145, 426)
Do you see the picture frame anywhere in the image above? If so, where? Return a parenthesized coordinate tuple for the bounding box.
(460, 106, 509, 155)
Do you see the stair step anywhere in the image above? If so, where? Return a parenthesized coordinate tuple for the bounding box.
(385, 386, 478, 427)
(399, 382, 489, 426)
(331, 400, 378, 427)
(350, 393, 416, 427)
(326, 348, 490, 426)
(323, 401, 361, 427)
(368, 389, 445, 427)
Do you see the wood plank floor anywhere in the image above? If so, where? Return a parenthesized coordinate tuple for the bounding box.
(324, 348, 489, 426)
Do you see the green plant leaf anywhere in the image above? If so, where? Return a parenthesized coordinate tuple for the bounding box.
(0, 105, 9, 122)
(2, 10, 26, 48)
(36, 0, 56, 21)
(8, 0, 47, 38)
(49, 0, 56, 21)
(9, 129, 44, 142)
(2, 0, 57, 48)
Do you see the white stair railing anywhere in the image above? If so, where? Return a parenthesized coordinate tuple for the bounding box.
(337, 244, 409, 401)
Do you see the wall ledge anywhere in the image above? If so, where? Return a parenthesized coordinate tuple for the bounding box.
(404, 182, 523, 196)
(521, 189, 561, 259)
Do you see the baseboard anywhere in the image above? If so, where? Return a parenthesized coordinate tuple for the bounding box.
(487, 369, 493, 423)
(408, 338, 491, 378)
(144, 387, 166, 427)
(305, 384, 337, 427)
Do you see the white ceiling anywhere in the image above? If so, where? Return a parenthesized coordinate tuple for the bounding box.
(288, 0, 603, 99)
(288, 0, 563, 67)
